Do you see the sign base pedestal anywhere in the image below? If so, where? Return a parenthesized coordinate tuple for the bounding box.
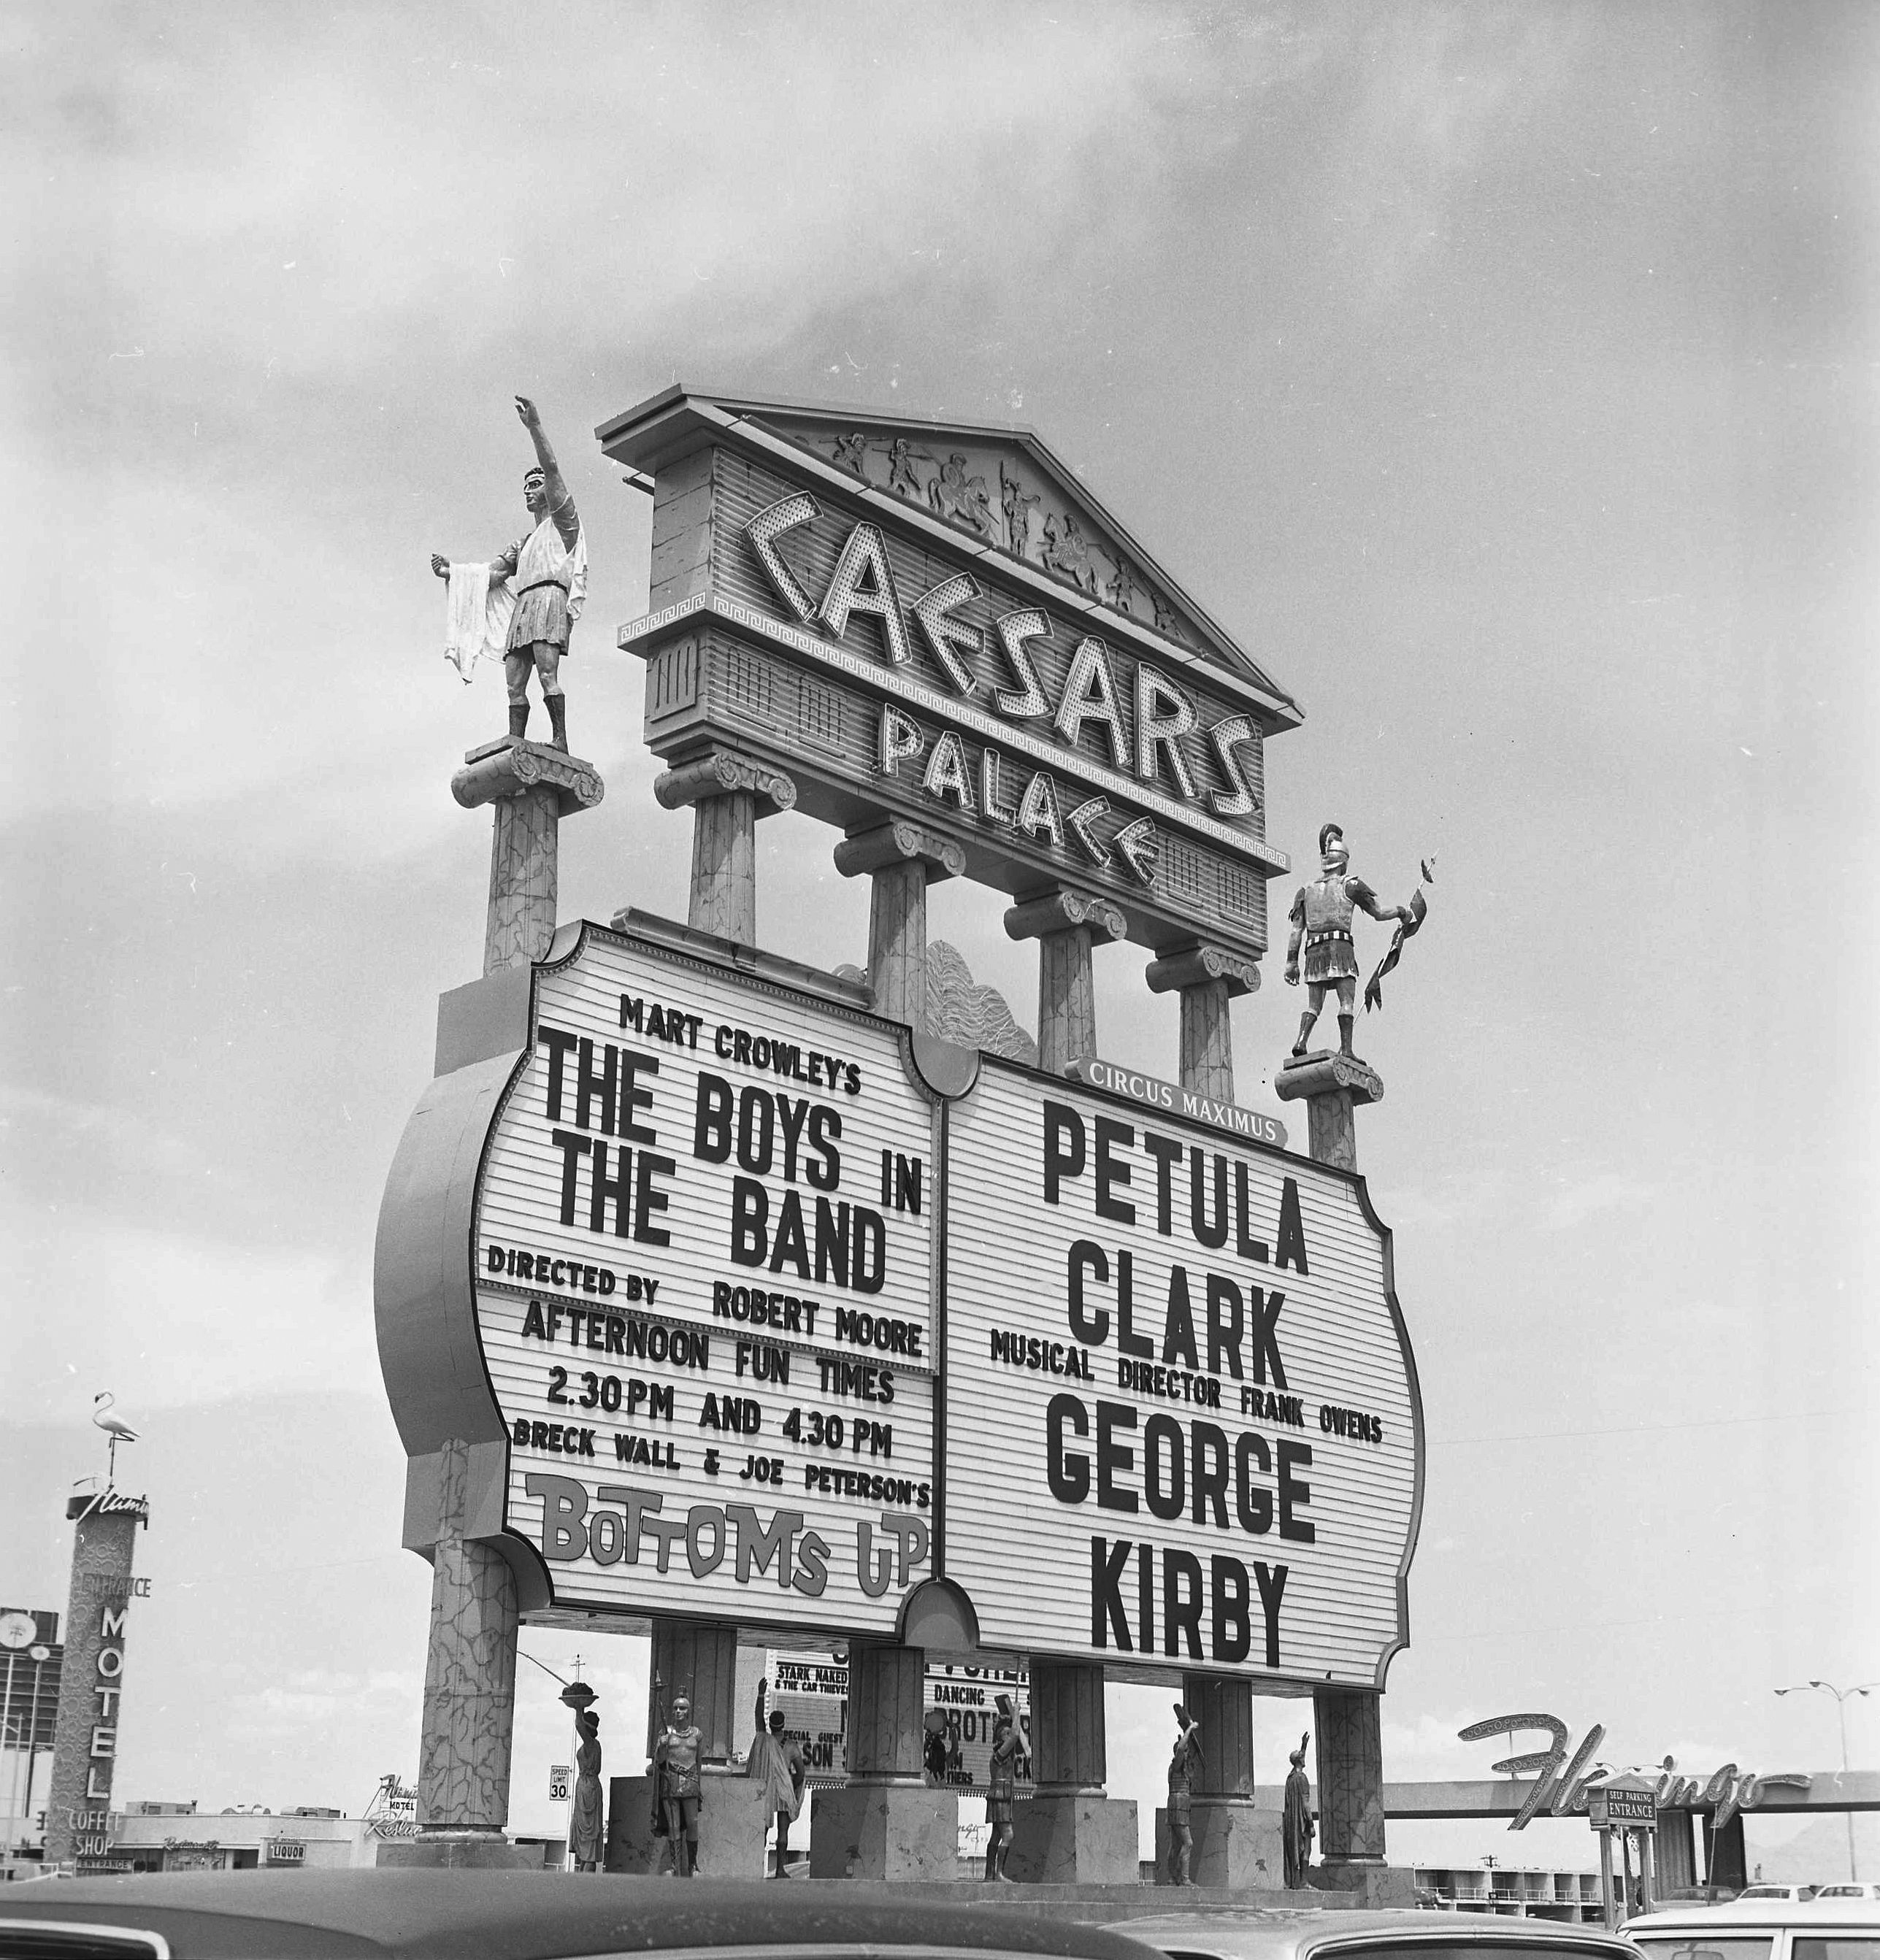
(377, 1832, 541, 1870)
(809, 1782, 959, 1881)
(1311, 1859, 1419, 1907)
(1006, 1793, 1138, 1884)
(1152, 1801, 1282, 1888)
(604, 1769, 772, 1877)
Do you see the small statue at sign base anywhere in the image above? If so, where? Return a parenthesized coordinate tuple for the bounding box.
(431, 395, 586, 752)
(983, 1699, 1029, 1880)
(654, 1692, 705, 1877)
(1285, 823, 1419, 1058)
(747, 1678, 805, 1880)
(568, 1708, 604, 1872)
(1165, 1702, 1203, 1886)
(1283, 1732, 1314, 1891)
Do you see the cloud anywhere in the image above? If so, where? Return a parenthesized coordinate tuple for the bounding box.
(1541, 1168, 1656, 1231)
(1, 1192, 374, 1418)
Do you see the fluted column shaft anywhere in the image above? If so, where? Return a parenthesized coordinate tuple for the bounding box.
(1313, 1687, 1386, 1865)
(1037, 927, 1096, 1073)
(846, 1640, 928, 1783)
(690, 789, 757, 944)
(869, 858, 929, 1029)
(1030, 1659, 1107, 1794)
(648, 1620, 740, 1759)
(1178, 977, 1235, 1103)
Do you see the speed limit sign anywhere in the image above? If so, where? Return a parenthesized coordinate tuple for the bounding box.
(548, 1765, 571, 1803)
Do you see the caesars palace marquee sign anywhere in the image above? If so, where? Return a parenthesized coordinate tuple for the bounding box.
(599, 388, 1302, 970)
(375, 918, 1421, 1688)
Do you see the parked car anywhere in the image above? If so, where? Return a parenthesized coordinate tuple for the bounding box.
(1623, 1894, 1880, 1960)
(1124, 1907, 1642, 1960)
(1737, 1891, 1821, 1905)
(1813, 1889, 1880, 1904)
(0, 1870, 1170, 1960)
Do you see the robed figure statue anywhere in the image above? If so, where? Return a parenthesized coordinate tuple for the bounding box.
(1283, 1732, 1314, 1891)
(569, 1710, 604, 1872)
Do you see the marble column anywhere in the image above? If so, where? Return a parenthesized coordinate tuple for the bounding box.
(415, 1439, 518, 1837)
(1274, 1050, 1381, 1175)
(809, 1639, 956, 1880)
(1145, 944, 1261, 1107)
(655, 747, 799, 947)
(1311, 1686, 1386, 1872)
(1275, 1043, 1405, 1899)
(1005, 1659, 1137, 1882)
(648, 1620, 741, 1761)
(406, 738, 602, 1862)
(452, 738, 605, 972)
(833, 818, 966, 1027)
(1005, 889, 1127, 1077)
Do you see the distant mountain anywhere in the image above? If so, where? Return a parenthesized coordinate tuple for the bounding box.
(1743, 1811, 1880, 1888)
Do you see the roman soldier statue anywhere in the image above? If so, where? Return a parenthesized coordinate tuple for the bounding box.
(1284, 823, 1416, 1058)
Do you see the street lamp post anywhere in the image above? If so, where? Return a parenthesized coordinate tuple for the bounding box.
(1775, 1680, 1876, 1882)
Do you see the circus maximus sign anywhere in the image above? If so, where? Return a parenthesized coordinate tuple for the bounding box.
(602, 388, 1299, 969)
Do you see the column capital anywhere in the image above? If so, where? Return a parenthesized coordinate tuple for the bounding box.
(653, 745, 797, 817)
(1145, 943, 1261, 997)
(1004, 887, 1128, 946)
(1275, 1050, 1384, 1107)
(452, 737, 605, 817)
(833, 817, 966, 883)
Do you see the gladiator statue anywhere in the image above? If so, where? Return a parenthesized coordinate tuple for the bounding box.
(655, 1693, 705, 1877)
(1285, 823, 1416, 1058)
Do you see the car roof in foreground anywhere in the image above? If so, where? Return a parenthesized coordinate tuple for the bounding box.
(0, 1872, 1169, 1960)
(1625, 1902, 1880, 1932)
(1123, 1909, 1637, 1960)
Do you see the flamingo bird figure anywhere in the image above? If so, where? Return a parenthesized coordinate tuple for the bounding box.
(93, 1391, 140, 1480)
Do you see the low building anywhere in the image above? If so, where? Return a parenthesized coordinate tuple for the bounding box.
(107, 1804, 385, 1873)
(1413, 1865, 1605, 1922)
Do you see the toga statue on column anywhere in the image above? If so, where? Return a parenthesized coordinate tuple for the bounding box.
(568, 1708, 604, 1872)
(747, 1678, 806, 1880)
(431, 396, 586, 752)
(1285, 824, 1416, 1058)
(1283, 1732, 1314, 1890)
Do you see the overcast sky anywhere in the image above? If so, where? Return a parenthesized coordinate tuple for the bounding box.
(3, 1, 1876, 1871)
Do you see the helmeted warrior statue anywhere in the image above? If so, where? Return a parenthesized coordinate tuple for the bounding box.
(655, 1691, 705, 1878)
(1283, 1731, 1314, 1890)
(1284, 824, 1416, 1058)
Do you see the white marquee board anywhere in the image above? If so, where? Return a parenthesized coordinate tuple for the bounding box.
(940, 1058, 1419, 1688)
(474, 928, 937, 1634)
